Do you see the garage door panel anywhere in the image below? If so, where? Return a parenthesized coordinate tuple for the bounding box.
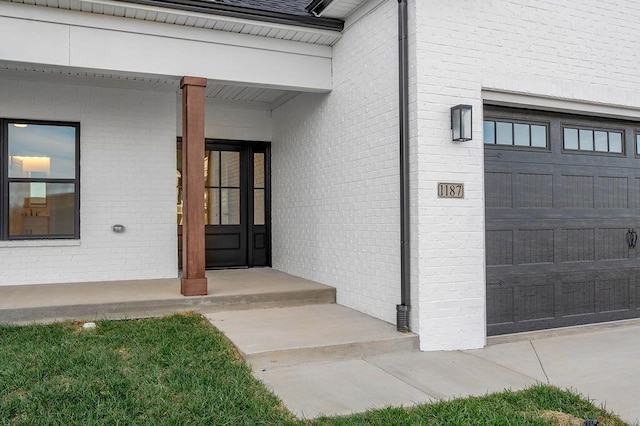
(485, 172, 513, 208)
(598, 278, 631, 313)
(561, 174, 594, 208)
(561, 280, 596, 318)
(486, 286, 515, 326)
(487, 271, 640, 335)
(595, 176, 629, 208)
(485, 106, 640, 335)
(517, 173, 554, 208)
(516, 229, 554, 264)
(486, 230, 513, 266)
(487, 258, 640, 280)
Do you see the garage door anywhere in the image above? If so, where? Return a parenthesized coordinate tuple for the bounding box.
(484, 106, 640, 335)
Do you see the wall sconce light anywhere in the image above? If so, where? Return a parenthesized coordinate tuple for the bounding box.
(451, 104, 472, 142)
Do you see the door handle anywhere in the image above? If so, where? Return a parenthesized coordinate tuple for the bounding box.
(626, 228, 637, 249)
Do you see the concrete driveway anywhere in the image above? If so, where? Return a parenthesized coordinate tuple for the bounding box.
(469, 322, 640, 425)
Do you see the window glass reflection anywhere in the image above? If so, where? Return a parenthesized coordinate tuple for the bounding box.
(496, 122, 513, 145)
(579, 129, 594, 151)
(594, 131, 608, 152)
(609, 132, 622, 153)
(9, 182, 75, 237)
(205, 151, 220, 187)
(513, 124, 530, 146)
(205, 189, 220, 225)
(254, 153, 265, 188)
(531, 125, 547, 148)
(8, 123, 76, 179)
(221, 189, 240, 225)
(564, 128, 579, 150)
(254, 190, 265, 225)
(483, 121, 495, 144)
(221, 151, 240, 187)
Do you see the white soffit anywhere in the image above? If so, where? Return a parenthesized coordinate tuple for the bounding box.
(316, 0, 369, 19)
(0, 61, 300, 109)
(4, 0, 343, 46)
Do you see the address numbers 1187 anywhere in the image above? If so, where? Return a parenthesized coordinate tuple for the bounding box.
(437, 183, 464, 199)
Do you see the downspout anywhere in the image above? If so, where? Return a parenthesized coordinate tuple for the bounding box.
(396, 0, 411, 332)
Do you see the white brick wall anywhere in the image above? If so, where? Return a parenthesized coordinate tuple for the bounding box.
(177, 100, 272, 141)
(413, 0, 640, 350)
(272, 0, 401, 325)
(0, 78, 178, 285)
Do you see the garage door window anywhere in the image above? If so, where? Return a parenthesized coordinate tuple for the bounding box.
(484, 120, 547, 148)
(563, 127, 623, 153)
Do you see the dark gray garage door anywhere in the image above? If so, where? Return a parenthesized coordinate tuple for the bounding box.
(484, 106, 640, 335)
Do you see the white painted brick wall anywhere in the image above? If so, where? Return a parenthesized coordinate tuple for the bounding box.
(272, 0, 401, 325)
(0, 78, 178, 285)
(177, 100, 272, 141)
(413, 0, 640, 350)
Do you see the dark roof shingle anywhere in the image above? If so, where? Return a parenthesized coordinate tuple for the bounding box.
(216, 0, 312, 17)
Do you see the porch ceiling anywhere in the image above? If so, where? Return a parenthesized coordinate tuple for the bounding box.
(0, 61, 300, 109)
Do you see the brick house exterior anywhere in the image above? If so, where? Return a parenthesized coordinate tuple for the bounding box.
(1, 0, 640, 350)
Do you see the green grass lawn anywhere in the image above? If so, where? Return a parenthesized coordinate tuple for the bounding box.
(0, 314, 627, 425)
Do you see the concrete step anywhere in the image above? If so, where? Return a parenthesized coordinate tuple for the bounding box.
(206, 304, 419, 371)
(0, 269, 336, 324)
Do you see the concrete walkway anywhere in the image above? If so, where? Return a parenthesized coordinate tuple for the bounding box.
(209, 307, 640, 424)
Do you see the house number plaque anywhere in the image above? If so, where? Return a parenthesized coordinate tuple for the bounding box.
(437, 182, 464, 199)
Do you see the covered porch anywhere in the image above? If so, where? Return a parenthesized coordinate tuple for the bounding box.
(0, 268, 335, 325)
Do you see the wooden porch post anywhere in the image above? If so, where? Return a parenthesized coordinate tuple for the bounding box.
(180, 76, 208, 296)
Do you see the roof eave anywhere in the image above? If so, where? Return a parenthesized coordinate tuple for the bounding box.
(116, 0, 344, 31)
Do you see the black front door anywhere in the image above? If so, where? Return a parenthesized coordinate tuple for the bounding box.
(178, 140, 270, 268)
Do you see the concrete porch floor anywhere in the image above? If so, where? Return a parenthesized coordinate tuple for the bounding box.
(0, 268, 335, 324)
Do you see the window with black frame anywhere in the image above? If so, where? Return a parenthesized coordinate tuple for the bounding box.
(2, 120, 80, 239)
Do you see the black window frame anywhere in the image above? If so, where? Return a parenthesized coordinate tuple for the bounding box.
(1, 119, 81, 240)
(483, 119, 550, 150)
(561, 124, 625, 155)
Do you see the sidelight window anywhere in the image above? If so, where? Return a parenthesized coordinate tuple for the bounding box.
(2, 120, 80, 239)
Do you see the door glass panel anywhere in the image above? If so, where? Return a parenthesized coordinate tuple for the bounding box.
(205, 188, 220, 225)
(9, 182, 75, 236)
(254, 153, 265, 188)
(254, 189, 265, 225)
(531, 125, 547, 148)
(483, 121, 495, 144)
(594, 131, 608, 152)
(579, 129, 594, 151)
(221, 188, 240, 225)
(564, 128, 579, 150)
(513, 124, 530, 146)
(609, 132, 622, 153)
(221, 151, 240, 187)
(205, 151, 220, 187)
(496, 122, 513, 145)
(177, 150, 183, 225)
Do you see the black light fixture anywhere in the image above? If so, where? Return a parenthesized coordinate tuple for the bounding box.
(451, 104, 472, 142)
